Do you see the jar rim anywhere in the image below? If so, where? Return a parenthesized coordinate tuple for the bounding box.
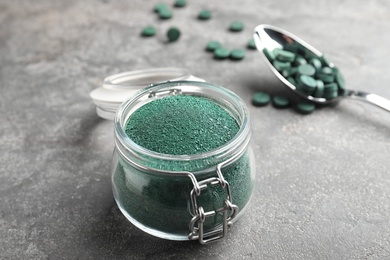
(114, 81, 250, 163)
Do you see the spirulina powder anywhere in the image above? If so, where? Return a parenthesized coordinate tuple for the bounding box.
(125, 94, 240, 155)
(113, 94, 253, 238)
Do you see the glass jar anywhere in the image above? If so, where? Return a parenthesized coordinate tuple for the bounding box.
(112, 80, 255, 244)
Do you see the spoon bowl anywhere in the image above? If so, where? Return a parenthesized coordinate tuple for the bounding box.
(253, 24, 390, 112)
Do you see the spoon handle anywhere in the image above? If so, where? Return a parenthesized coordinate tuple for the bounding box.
(345, 90, 390, 112)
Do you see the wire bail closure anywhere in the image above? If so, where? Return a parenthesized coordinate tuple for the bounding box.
(187, 163, 239, 244)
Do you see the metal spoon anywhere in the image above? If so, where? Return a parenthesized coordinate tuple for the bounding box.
(253, 24, 390, 112)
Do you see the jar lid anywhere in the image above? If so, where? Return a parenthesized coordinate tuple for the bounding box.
(90, 67, 205, 120)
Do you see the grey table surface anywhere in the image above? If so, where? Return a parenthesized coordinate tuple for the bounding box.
(1, 0, 390, 259)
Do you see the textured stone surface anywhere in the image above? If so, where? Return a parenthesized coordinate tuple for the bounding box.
(1, 0, 390, 259)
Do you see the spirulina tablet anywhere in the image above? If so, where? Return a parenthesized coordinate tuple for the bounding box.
(323, 83, 338, 99)
(321, 67, 333, 75)
(273, 60, 291, 71)
(276, 49, 295, 62)
(317, 67, 335, 83)
(333, 68, 345, 90)
(309, 58, 322, 70)
(159, 8, 173, 19)
(141, 26, 156, 37)
(167, 27, 181, 41)
(230, 49, 246, 60)
(298, 75, 317, 94)
(313, 80, 325, 98)
(214, 48, 231, 59)
(252, 92, 270, 106)
(298, 64, 316, 76)
(293, 56, 307, 66)
(174, 0, 186, 7)
(316, 74, 334, 84)
(296, 102, 315, 114)
(263, 48, 275, 61)
(320, 55, 331, 67)
(229, 21, 244, 32)
(272, 48, 281, 57)
(198, 10, 211, 20)
(281, 67, 297, 78)
(206, 41, 222, 52)
(299, 75, 317, 88)
(272, 95, 290, 108)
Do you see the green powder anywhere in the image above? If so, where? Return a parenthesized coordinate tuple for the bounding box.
(113, 94, 254, 238)
(125, 94, 240, 155)
(113, 151, 253, 237)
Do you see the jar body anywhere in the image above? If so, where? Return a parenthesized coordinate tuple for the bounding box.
(112, 147, 255, 240)
(111, 81, 255, 241)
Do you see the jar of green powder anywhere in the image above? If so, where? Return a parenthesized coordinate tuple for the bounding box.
(112, 81, 255, 244)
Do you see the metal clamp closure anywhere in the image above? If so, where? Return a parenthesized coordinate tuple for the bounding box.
(188, 165, 239, 244)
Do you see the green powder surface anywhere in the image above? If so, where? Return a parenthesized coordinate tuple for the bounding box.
(125, 94, 240, 155)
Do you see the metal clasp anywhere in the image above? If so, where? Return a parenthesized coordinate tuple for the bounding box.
(148, 88, 181, 98)
(188, 164, 239, 244)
